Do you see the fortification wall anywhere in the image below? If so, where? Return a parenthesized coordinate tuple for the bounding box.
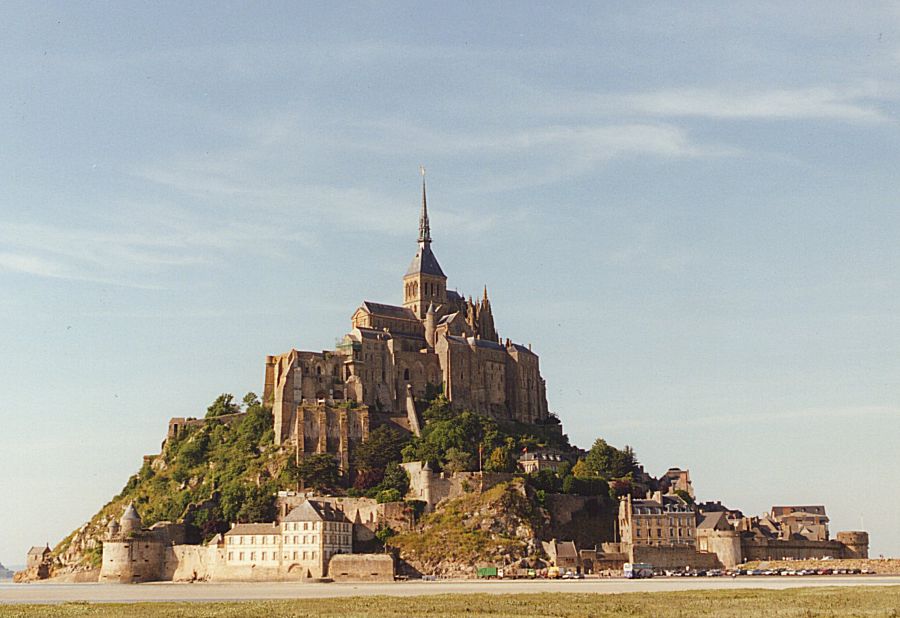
(99, 539, 165, 583)
(328, 554, 394, 582)
(167, 412, 247, 441)
(836, 531, 869, 559)
(161, 544, 222, 581)
(630, 545, 721, 570)
(401, 462, 514, 511)
(698, 530, 742, 569)
(741, 538, 848, 562)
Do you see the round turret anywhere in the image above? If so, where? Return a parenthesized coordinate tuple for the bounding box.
(106, 518, 120, 540)
(424, 302, 436, 347)
(119, 503, 142, 537)
(837, 531, 869, 559)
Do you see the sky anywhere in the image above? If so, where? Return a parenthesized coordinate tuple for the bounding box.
(1, 2, 899, 566)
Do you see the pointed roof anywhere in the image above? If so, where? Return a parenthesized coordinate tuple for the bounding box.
(405, 240, 446, 278)
(419, 172, 431, 244)
(27, 545, 50, 557)
(121, 503, 141, 523)
(406, 171, 446, 278)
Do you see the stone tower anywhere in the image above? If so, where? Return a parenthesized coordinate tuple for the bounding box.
(402, 173, 448, 318)
(119, 503, 142, 537)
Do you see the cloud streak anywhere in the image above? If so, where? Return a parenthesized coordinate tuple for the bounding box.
(600, 405, 898, 431)
(535, 83, 894, 123)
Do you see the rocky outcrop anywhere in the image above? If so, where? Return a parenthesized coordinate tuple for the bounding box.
(389, 479, 549, 577)
(0, 563, 14, 579)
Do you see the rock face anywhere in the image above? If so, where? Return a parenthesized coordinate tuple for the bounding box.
(0, 563, 13, 579)
(389, 479, 549, 578)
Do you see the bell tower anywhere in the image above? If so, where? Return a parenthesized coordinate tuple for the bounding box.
(403, 168, 448, 318)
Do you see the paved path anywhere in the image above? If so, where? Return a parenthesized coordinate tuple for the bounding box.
(1, 576, 899, 604)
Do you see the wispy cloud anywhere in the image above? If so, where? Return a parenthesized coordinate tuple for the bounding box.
(534, 83, 894, 123)
(619, 86, 891, 122)
(602, 405, 898, 431)
(0, 208, 307, 288)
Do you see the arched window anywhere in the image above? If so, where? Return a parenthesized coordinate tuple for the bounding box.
(403, 368, 410, 381)
(316, 366, 322, 376)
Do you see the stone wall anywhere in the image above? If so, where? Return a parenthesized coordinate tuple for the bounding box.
(697, 530, 742, 569)
(167, 412, 246, 441)
(630, 545, 722, 570)
(99, 538, 166, 583)
(328, 554, 394, 582)
(401, 462, 515, 511)
(741, 538, 850, 562)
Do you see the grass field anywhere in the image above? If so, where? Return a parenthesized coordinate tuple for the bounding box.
(1, 587, 899, 617)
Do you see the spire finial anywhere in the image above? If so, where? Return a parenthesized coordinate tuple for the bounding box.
(418, 166, 431, 244)
(483, 285, 489, 302)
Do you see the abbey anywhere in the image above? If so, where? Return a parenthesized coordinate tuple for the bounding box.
(264, 178, 550, 458)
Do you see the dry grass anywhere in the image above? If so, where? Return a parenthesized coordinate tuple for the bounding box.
(1, 587, 900, 617)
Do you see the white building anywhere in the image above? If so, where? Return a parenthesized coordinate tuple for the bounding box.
(224, 499, 353, 578)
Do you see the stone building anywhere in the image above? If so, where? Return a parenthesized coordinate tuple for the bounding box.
(658, 468, 694, 499)
(223, 499, 353, 579)
(618, 492, 697, 548)
(264, 178, 551, 466)
(21, 545, 51, 580)
(770, 505, 829, 541)
(694, 502, 869, 567)
(99, 504, 166, 583)
(518, 451, 566, 474)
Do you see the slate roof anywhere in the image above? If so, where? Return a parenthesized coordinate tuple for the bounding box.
(27, 546, 49, 556)
(698, 512, 730, 530)
(284, 500, 351, 523)
(405, 243, 446, 278)
(355, 326, 387, 340)
(467, 337, 505, 351)
(556, 541, 578, 559)
(224, 523, 280, 536)
(438, 311, 459, 325)
(771, 505, 827, 518)
(360, 301, 418, 321)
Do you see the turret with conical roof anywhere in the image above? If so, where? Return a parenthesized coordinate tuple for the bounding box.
(119, 503, 142, 537)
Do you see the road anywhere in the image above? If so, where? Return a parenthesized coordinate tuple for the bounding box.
(1, 576, 899, 604)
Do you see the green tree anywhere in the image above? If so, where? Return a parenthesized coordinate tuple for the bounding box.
(206, 393, 240, 418)
(422, 394, 454, 422)
(583, 438, 639, 479)
(295, 454, 340, 491)
(484, 445, 516, 473)
(562, 474, 609, 496)
(176, 432, 210, 468)
(375, 488, 402, 503)
(378, 462, 410, 496)
(352, 425, 410, 482)
(443, 447, 474, 474)
(242, 392, 261, 409)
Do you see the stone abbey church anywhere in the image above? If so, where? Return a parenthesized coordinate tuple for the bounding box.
(263, 179, 551, 469)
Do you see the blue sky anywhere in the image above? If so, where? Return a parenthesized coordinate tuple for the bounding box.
(2, 2, 899, 565)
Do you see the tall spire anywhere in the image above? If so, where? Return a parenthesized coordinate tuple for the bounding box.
(418, 165, 431, 245)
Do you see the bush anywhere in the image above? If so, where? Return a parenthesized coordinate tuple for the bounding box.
(376, 489, 402, 503)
